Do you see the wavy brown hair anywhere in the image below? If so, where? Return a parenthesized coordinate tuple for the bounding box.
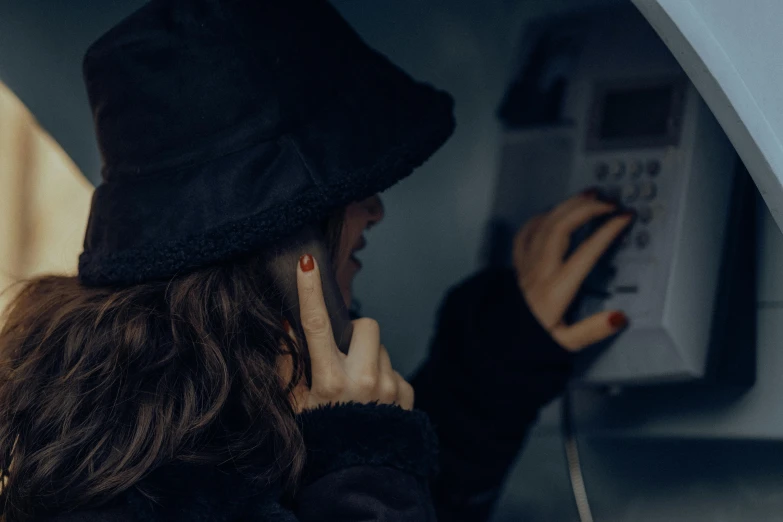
(0, 213, 344, 521)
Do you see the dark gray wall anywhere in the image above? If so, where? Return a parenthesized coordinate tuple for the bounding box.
(0, 0, 148, 183)
(3, 1, 783, 521)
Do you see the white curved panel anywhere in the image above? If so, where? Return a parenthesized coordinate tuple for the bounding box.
(633, 0, 783, 229)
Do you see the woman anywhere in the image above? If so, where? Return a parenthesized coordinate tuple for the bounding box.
(0, 0, 631, 521)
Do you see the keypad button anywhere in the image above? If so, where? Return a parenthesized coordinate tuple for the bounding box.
(640, 181, 657, 201)
(647, 159, 661, 177)
(595, 162, 609, 181)
(629, 160, 644, 179)
(622, 183, 640, 203)
(635, 230, 651, 249)
(610, 160, 626, 179)
(638, 205, 653, 224)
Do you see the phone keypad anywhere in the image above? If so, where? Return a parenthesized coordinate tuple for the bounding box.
(605, 185, 622, 202)
(629, 160, 644, 179)
(591, 157, 662, 252)
(640, 180, 657, 201)
(610, 160, 625, 179)
(596, 162, 609, 181)
(622, 184, 640, 203)
(638, 205, 653, 224)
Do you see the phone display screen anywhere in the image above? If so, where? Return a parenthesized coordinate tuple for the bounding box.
(599, 85, 674, 140)
(586, 77, 685, 151)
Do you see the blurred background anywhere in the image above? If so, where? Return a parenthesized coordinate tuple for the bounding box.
(4, 0, 783, 520)
(0, 80, 91, 311)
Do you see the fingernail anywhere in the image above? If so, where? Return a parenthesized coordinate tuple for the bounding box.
(282, 318, 292, 332)
(299, 254, 315, 272)
(609, 312, 628, 329)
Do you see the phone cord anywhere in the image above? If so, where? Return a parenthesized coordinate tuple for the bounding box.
(562, 388, 595, 522)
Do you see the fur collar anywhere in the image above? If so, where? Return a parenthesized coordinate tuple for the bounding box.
(120, 403, 437, 522)
(122, 462, 292, 522)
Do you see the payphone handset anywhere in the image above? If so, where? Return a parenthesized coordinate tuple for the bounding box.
(264, 224, 353, 359)
(491, 6, 740, 385)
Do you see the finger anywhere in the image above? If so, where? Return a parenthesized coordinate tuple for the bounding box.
(516, 215, 544, 253)
(514, 215, 545, 272)
(532, 192, 606, 255)
(547, 189, 601, 224)
(542, 200, 618, 262)
(378, 344, 393, 375)
(345, 318, 382, 378)
(560, 213, 633, 294)
(395, 372, 415, 410)
(377, 346, 399, 404)
(296, 254, 339, 375)
(552, 310, 628, 352)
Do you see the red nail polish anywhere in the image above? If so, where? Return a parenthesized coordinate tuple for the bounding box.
(609, 312, 628, 329)
(299, 254, 315, 272)
(282, 319, 292, 332)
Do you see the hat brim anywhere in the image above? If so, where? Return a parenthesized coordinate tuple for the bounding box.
(79, 73, 455, 287)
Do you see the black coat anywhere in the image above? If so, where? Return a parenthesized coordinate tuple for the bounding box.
(39, 268, 571, 522)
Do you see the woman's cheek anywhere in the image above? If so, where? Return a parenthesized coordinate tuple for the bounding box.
(336, 263, 354, 307)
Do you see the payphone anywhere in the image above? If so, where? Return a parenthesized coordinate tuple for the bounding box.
(488, 5, 756, 386)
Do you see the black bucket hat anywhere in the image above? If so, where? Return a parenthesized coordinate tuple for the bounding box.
(78, 0, 455, 287)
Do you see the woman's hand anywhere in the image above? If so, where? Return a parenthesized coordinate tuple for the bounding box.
(514, 191, 633, 352)
(289, 254, 414, 413)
